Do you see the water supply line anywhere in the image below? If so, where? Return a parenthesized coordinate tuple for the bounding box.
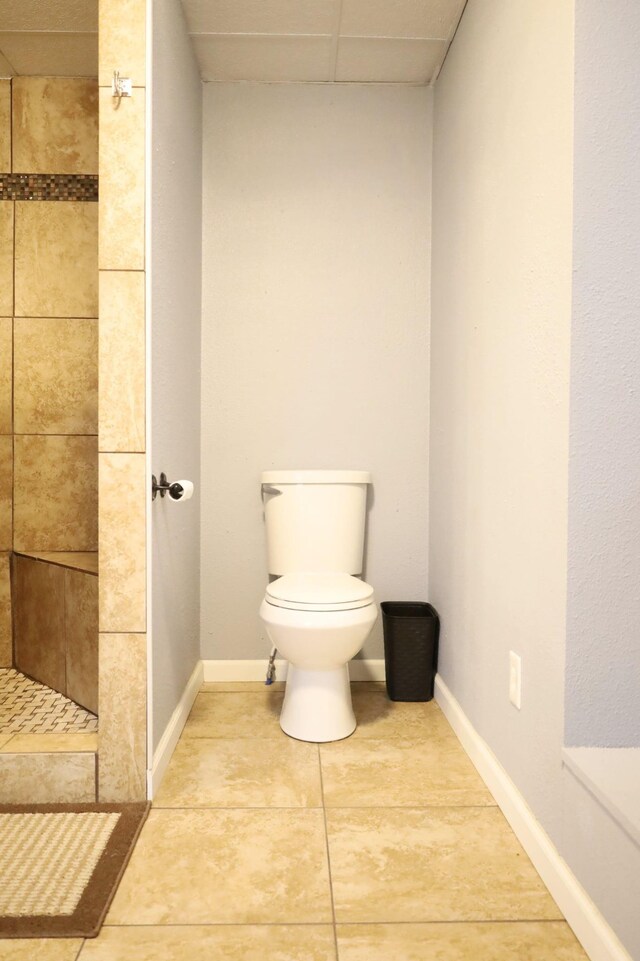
(265, 648, 278, 685)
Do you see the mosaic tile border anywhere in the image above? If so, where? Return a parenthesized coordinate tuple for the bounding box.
(0, 173, 99, 202)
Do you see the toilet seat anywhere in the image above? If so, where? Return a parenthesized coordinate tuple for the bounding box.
(265, 572, 374, 612)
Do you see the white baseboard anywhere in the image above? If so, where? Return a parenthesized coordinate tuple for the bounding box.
(435, 675, 633, 961)
(202, 658, 386, 683)
(148, 659, 203, 799)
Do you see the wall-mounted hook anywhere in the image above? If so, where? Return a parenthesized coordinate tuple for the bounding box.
(112, 70, 132, 108)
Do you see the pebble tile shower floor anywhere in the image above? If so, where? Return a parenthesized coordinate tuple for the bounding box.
(0, 682, 588, 960)
(0, 669, 97, 737)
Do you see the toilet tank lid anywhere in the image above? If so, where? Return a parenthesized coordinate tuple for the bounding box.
(261, 470, 371, 484)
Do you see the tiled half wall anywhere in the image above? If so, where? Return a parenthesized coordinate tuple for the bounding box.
(98, 0, 148, 803)
(0, 76, 99, 668)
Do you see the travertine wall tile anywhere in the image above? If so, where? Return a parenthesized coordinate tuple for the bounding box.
(0, 436, 12, 550)
(14, 317, 98, 434)
(99, 0, 146, 88)
(15, 201, 98, 317)
(13, 554, 66, 694)
(0, 552, 11, 666)
(0, 203, 14, 316)
(99, 452, 146, 631)
(12, 77, 99, 174)
(99, 90, 145, 270)
(65, 568, 99, 714)
(99, 271, 145, 451)
(0, 751, 96, 803)
(14, 435, 98, 551)
(99, 632, 146, 801)
(0, 318, 11, 434)
(0, 80, 10, 170)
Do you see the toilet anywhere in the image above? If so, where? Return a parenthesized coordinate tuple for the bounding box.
(259, 470, 377, 742)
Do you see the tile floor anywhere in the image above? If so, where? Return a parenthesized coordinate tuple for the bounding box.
(0, 669, 98, 739)
(0, 682, 589, 960)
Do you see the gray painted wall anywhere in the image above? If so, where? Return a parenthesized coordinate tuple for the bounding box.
(150, 0, 202, 752)
(430, 0, 573, 843)
(200, 83, 431, 661)
(431, 0, 640, 956)
(565, 0, 640, 749)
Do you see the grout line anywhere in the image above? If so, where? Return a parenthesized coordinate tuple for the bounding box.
(73, 941, 86, 961)
(330, 0, 345, 82)
(317, 742, 340, 959)
(98, 918, 569, 929)
(148, 803, 497, 811)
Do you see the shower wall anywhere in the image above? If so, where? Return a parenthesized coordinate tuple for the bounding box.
(0, 77, 99, 670)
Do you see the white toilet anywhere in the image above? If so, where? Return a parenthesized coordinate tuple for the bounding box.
(259, 470, 377, 742)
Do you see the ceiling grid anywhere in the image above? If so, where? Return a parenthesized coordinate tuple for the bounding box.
(0, 0, 466, 84)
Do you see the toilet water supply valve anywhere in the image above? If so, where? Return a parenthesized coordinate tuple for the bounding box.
(265, 648, 278, 685)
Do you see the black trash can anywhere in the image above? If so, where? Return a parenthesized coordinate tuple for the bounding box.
(381, 602, 440, 702)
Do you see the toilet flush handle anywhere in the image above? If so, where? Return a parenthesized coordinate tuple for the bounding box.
(261, 484, 282, 497)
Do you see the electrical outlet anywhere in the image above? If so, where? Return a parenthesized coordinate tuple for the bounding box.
(509, 651, 522, 709)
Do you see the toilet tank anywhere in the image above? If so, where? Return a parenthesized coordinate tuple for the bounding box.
(262, 470, 371, 575)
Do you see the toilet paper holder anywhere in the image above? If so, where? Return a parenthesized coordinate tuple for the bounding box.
(152, 472, 193, 501)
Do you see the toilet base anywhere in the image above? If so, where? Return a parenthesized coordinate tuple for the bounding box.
(280, 664, 356, 742)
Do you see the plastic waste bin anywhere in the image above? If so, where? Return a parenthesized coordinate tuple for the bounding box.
(381, 601, 440, 702)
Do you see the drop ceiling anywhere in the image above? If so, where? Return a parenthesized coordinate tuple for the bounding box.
(0, 0, 466, 84)
(0, 0, 98, 77)
(181, 0, 467, 84)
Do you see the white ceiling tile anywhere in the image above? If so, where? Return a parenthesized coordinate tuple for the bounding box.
(0, 50, 15, 76)
(0, 0, 97, 33)
(336, 37, 446, 83)
(340, 0, 465, 40)
(0, 33, 98, 77)
(194, 35, 334, 82)
(182, 0, 339, 36)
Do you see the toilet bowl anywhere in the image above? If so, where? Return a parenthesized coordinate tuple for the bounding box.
(259, 470, 377, 743)
(260, 572, 377, 741)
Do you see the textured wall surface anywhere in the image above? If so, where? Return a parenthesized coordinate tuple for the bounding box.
(150, 0, 202, 752)
(565, 0, 640, 749)
(201, 82, 431, 661)
(430, 0, 574, 841)
(431, 1, 640, 956)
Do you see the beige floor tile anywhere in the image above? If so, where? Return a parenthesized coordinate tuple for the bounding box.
(155, 737, 322, 808)
(183, 691, 284, 738)
(0, 940, 82, 961)
(80, 925, 336, 960)
(336, 922, 588, 960)
(326, 807, 562, 923)
(1, 732, 97, 753)
(107, 808, 332, 925)
(321, 738, 495, 807)
(351, 691, 454, 739)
